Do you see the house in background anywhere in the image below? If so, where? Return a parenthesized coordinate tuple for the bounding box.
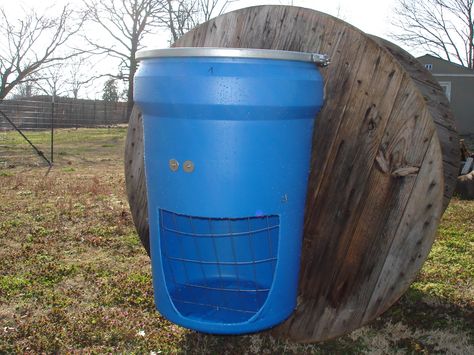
(417, 54, 474, 135)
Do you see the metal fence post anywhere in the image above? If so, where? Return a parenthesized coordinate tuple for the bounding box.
(51, 97, 55, 163)
(104, 101, 107, 126)
(93, 100, 97, 127)
(80, 101, 84, 129)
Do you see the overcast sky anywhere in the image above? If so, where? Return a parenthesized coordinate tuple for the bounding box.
(140, 0, 399, 48)
(2, 0, 398, 39)
(228, 0, 398, 38)
(1, 0, 401, 99)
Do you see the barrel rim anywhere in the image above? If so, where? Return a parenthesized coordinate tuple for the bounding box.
(136, 47, 330, 66)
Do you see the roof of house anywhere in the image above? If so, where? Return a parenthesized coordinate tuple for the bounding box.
(417, 54, 474, 75)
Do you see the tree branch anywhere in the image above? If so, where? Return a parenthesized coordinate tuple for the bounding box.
(0, 5, 87, 100)
(392, 0, 474, 68)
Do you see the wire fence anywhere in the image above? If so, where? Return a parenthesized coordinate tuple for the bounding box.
(0, 98, 129, 169)
(0, 98, 128, 131)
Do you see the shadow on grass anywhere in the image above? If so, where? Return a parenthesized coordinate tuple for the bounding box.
(174, 288, 474, 354)
(376, 288, 474, 336)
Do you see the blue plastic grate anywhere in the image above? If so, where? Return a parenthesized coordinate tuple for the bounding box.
(159, 210, 279, 324)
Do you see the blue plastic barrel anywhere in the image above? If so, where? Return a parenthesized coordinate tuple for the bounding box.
(134, 47, 326, 334)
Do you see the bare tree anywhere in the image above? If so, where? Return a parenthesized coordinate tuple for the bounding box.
(31, 55, 103, 100)
(85, 0, 234, 116)
(34, 64, 69, 101)
(12, 81, 37, 99)
(67, 56, 101, 99)
(392, 0, 474, 68)
(162, 0, 236, 43)
(84, 0, 165, 115)
(0, 5, 86, 101)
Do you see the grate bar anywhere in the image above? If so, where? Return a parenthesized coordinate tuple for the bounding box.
(175, 282, 270, 293)
(167, 256, 277, 265)
(247, 217, 260, 303)
(173, 212, 191, 283)
(208, 217, 225, 289)
(266, 215, 275, 259)
(159, 210, 279, 323)
(172, 299, 258, 314)
(162, 224, 279, 238)
(160, 210, 179, 287)
(189, 216, 208, 285)
(228, 219, 242, 291)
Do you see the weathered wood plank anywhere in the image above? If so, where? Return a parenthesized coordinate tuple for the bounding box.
(363, 132, 443, 320)
(124, 5, 454, 342)
(370, 36, 459, 210)
(124, 107, 149, 255)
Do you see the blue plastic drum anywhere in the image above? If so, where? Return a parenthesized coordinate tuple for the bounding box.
(134, 47, 326, 334)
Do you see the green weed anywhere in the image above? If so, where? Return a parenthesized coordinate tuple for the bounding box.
(0, 275, 30, 296)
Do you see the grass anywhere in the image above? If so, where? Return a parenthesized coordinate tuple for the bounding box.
(0, 127, 127, 168)
(0, 128, 473, 353)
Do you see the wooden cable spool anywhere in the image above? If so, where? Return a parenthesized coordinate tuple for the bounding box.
(370, 35, 459, 209)
(124, 6, 458, 342)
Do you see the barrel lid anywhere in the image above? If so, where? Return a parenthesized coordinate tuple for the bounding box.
(136, 47, 330, 66)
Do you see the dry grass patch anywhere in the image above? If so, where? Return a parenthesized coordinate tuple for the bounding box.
(0, 128, 472, 353)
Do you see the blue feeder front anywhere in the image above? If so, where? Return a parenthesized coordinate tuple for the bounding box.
(134, 47, 326, 334)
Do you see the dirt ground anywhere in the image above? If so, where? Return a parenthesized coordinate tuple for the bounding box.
(0, 128, 473, 353)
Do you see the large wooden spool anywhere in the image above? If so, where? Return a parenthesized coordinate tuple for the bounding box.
(124, 6, 458, 342)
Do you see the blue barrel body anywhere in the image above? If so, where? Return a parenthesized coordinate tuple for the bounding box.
(134, 53, 324, 334)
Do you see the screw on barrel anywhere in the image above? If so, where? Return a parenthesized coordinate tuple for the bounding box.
(169, 159, 179, 172)
(183, 160, 195, 173)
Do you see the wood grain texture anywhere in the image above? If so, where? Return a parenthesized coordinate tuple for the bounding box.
(124, 5, 450, 342)
(370, 36, 459, 210)
(124, 106, 150, 256)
